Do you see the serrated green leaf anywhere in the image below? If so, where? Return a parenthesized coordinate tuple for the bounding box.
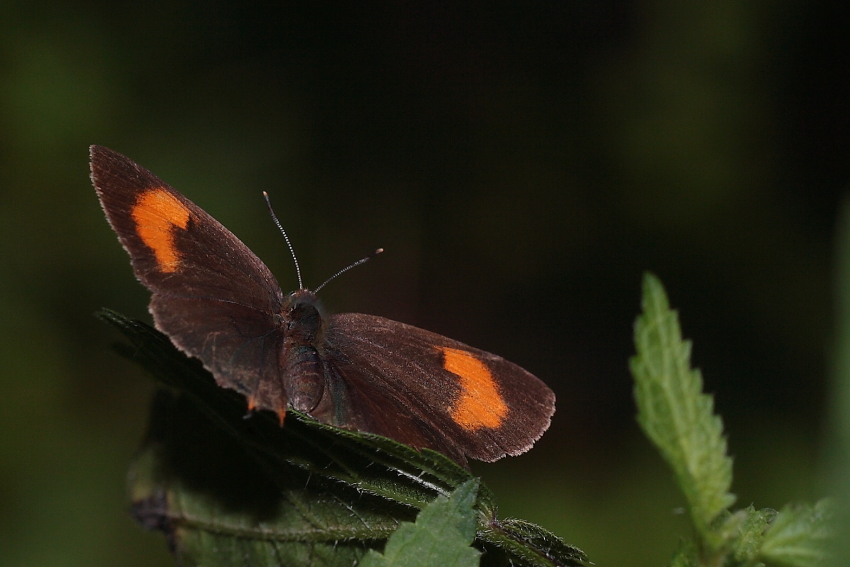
(629, 273, 735, 540)
(360, 479, 481, 567)
(476, 519, 589, 567)
(100, 310, 588, 567)
(759, 500, 834, 567)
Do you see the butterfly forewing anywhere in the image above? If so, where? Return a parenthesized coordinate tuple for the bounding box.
(90, 146, 288, 410)
(324, 313, 555, 463)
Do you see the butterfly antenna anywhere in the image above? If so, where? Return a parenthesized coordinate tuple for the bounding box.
(314, 248, 384, 294)
(263, 191, 304, 290)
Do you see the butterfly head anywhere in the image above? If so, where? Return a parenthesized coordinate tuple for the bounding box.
(281, 289, 324, 342)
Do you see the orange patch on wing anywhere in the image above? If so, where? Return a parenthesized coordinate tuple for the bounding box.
(441, 347, 508, 431)
(132, 189, 191, 273)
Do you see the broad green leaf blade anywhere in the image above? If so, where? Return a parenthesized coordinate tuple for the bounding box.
(360, 479, 481, 567)
(759, 500, 834, 567)
(129, 390, 404, 566)
(630, 273, 735, 540)
(100, 310, 588, 567)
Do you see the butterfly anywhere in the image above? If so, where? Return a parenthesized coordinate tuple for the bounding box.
(91, 145, 554, 466)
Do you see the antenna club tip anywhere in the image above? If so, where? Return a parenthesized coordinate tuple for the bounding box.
(374, 248, 384, 255)
(262, 191, 269, 197)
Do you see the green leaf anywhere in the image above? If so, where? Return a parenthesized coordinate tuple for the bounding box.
(629, 273, 735, 541)
(129, 390, 403, 566)
(729, 506, 776, 563)
(360, 479, 481, 567)
(475, 519, 590, 567)
(759, 500, 834, 567)
(100, 310, 588, 567)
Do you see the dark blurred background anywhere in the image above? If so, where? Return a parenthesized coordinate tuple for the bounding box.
(0, 2, 847, 566)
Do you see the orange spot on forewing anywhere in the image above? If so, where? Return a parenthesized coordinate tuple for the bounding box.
(131, 189, 191, 273)
(441, 347, 508, 431)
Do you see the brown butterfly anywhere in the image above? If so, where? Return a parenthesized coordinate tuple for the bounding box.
(91, 145, 554, 467)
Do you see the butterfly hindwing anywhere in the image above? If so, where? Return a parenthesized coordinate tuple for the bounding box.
(90, 145, 288, 412)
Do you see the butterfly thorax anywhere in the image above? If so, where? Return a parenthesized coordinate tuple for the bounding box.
(280, 289, 327, 413)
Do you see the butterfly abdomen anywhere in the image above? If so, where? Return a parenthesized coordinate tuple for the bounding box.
(281, 342, 325, 413)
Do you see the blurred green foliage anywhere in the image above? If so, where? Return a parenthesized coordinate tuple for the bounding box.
(0, 1, 846, 566)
